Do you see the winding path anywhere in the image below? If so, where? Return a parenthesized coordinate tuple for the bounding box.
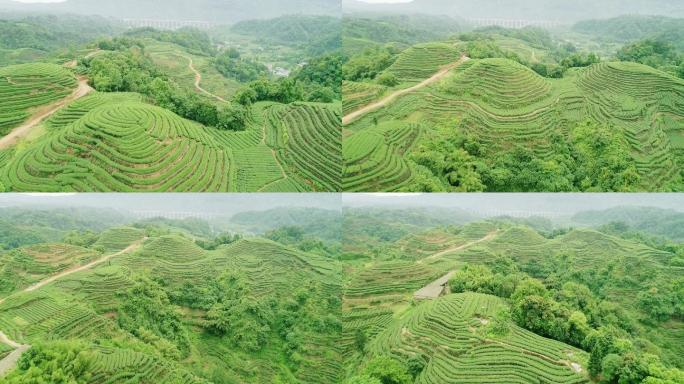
(343, 56, 470, 125)
(177, 54, 227, 103)
(0, 239, 145, 376)
(0, 76, 93, 150)
(24, 239, 145, 293)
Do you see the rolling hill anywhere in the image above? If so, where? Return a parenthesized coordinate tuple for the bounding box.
(342, 36, 684, 192)
(342, 218, 684, 383)
(0, 225, 343, 383)
(0, 29, 342, 192)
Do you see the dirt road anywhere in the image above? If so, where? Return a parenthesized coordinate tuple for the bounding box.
(342, 56, 470, 125)
(0, 332, 29, 377)
(419, 230, 498, 263)
(0, 76, 93, 150)
(179, 55, 227, 103)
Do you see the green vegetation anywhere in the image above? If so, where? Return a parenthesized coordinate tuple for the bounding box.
(0, 209, 343, 383)
(0, 63, 77, 135)
(0, 14, 123, 64)
(0, 13, 341, 192)
(1, 204, 683, 383)
(229, 15, 342, 56)
(342, 24, 684, 192)
(341, 210, 684, 384)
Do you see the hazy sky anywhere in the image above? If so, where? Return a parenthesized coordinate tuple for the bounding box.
(1, 194, 682, 216)
(343, 194, 684, 215)
(0, 194, 341, 216)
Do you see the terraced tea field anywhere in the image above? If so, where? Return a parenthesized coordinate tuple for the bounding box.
(343, 40, 684, 191)
(370, 293, 588, 384)
(0, 88, 342, 192)
(0, 63, 77, 136)
(0, 243, 98, 296)
(340, 216, 684, 381)
(0, 51, 342, 192)
(145, 40, 241, 101)
(0, 227, 344, 383)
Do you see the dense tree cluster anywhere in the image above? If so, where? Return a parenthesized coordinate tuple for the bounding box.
(406, 120, 641, 192)
(214, 48, 268, 82)
(230, 51, 341, 104)
(292, 52, 342, 101)
(347, 356, 413, 384)
(265, 226, 337, 256)
(4, 341, 92, 384)
(117, 276, 191, 360)
(617, 39, 683, 79)
(343, 46, 399, 82)
(62, 230, 100, 248)
(194, 232, 242, 250)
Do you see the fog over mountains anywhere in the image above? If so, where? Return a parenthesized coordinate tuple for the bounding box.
(344, 0, 684, 22)
(0, 0, 340, 22)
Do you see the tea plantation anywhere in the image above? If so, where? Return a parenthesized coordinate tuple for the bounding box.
(343, 37, 684, 192)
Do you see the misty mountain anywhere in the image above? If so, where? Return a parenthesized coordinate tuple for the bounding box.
(573, 206, 684, 241)
(0, 0, 340, 24)
(342, 0, 684, 23)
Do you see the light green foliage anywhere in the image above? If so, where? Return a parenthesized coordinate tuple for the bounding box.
(4, 341, 92, 384)
(0, 63, 77, 135)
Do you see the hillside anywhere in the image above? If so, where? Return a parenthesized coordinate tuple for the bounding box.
(0, 225, 343, 383)
(572, 206, 684, 241)
(342, 34, 684, 192)
(572, 15, 684, 48)
(342, 219, 684, 383)
(0, 14, 342, 192)
(1, 204, 683, 383)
